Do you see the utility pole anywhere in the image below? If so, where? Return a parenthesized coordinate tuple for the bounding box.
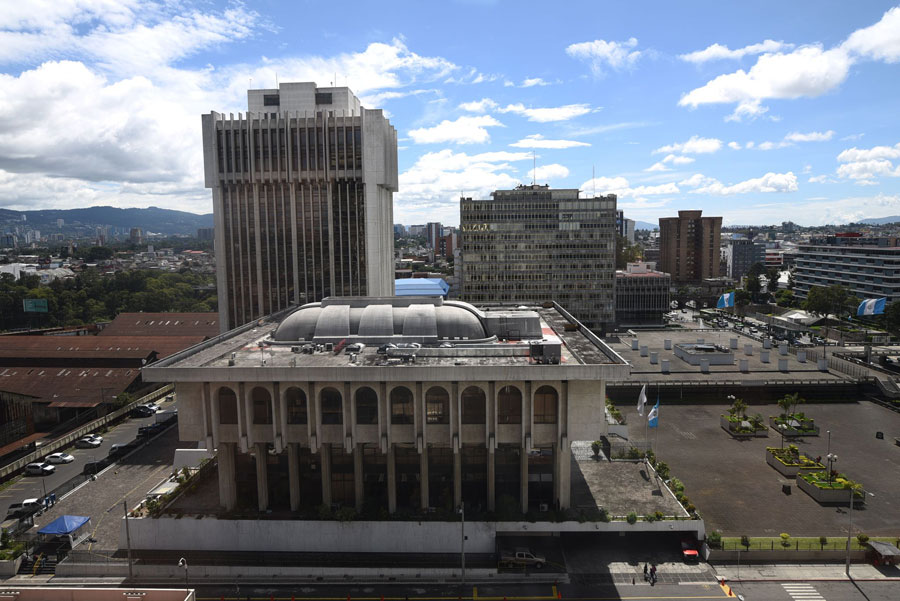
(122, 499, 133, 581)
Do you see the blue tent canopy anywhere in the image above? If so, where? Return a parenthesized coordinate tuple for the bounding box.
(394, 278, 450, 297)
(38, 515, 90, 536)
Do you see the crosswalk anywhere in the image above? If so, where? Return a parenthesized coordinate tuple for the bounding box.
(782, 583, 825, 601)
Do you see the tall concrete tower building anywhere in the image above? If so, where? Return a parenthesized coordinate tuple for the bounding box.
(658, 210, 722, 282)
(202, 83, 398, 331)
(460, 185, 617, 333)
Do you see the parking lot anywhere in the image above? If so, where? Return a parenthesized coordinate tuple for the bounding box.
(618, 401, 900, 537)
(1, 397, 178, 523)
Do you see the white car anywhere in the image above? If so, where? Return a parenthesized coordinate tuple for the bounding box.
(144, 403, 160, 413)
(24, 462, 55, 476)
(45, 452, 75, 464)
(75, 436, 102, 448)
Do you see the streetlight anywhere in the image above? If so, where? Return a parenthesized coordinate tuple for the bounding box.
(778, 424, 788, 449)
(845, 488, 875, 578)
(826, 453, 838, 486)
(178, 557, 188, 595)
(458, 503, 466, 582)
(826, 430, 832, 482)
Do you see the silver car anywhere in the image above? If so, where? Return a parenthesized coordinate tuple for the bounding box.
(24, 462, 55, 476)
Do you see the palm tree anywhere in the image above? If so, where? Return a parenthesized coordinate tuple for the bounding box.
(778, 393, 804, 420)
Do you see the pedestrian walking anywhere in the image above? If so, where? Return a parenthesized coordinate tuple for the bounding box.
(643, 562, 648, 581)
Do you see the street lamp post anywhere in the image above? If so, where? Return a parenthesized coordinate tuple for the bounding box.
(778, 424, 787, 449)
(845, 488, 874, 578)
(458, 503, 466, 582)
(178, 557, 188, 595)
(826, 430, 832, 483)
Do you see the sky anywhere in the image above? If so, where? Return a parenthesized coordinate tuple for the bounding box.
(1, 1, 899, 227)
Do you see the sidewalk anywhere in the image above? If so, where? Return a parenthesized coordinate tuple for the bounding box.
(712, 562, 900, 581)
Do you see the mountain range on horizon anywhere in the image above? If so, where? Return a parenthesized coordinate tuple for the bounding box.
(0, 206, 213, 237)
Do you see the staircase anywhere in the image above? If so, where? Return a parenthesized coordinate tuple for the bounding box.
(17, 550, 60, 576)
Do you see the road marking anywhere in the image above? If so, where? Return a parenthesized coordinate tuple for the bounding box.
(781, 583, 825, 601)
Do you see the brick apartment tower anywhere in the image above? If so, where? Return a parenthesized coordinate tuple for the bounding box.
(658, 210, 722, 282)
(202, 83, 398, 331)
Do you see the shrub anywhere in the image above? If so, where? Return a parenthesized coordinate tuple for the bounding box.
(317, 504, 333, 520)
(644, 513, 656, 523)
(655, 461, 670, 480)
(780, 532, 791, 547)
(334, 507, 357, 523)
(645, 449, 656, 466)
(741, 535, 751, 549)
(857, 533, 870, 545)
(626, 511, 638, 525)
(707, 531, 722, 548)
(654, 511, 665, 521)
(591, 441, 601, 455)
(685, 503, 696, 513)
(819, 535, 828, 549)
(669, 477, 685, 494)
(598, 507, 610, 523)
(626, 447, 643, 460)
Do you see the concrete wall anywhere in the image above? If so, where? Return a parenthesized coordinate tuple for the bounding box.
(121, 517, 704, 553)
(709, 549, 866, 563)
(0, 587, 190, 601)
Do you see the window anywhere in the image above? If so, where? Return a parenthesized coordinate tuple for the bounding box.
(391, 386, 414, 425)
(263, 94, 280, 106)
(218, 387, 238, 425)
(285, 387, 307, 425)
(461, 386, 486, 424)
(356, 387, 378, 425)
(534, 386, 558, 424)
(315, 92, 333, 105)
(252, 387, 272, 424)
(497, 386, 522, 424)
(321, 387, 343, 425)
(425, 387, 449, 424)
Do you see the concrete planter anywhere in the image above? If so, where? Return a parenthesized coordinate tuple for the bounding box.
(796, 474, 862, 505)
(765, 449, 824, 477)
(0, 554, 23, 578)
(769, 416, 820, 436)
(720, 415, 768, 438)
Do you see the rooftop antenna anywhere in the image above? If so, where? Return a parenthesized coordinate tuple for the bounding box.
(249, 77, 252, 90)
(592, 165, 596, 197)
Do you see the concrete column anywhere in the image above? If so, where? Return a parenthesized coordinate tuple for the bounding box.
(420, 445, 429, 510)
(520, 446, 529, 514)
(487, 447, 495, 512)
(386, 444, 397, 514)
(558, 442, 571, 510)
(321, 444, 332, 507)
(354, 444, 364, 512)
(288, 443, 300, 512)
(255, 442, 269, 511)
(453, 450, 462, 509)
(218, 442, 237, 511)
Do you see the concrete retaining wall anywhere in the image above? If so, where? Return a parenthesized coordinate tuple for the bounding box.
(121, 517, 705, 553)
(797, 475, 860, 505)
(765, 450, 823, 478)
(0, 555, 23, 577)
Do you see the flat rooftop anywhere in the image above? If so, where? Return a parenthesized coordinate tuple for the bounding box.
(144, 301, 629, 380)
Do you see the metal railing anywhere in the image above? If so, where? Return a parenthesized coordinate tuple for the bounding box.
(0, 384, 173, 481)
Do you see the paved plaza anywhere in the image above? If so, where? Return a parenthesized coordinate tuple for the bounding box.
(617, 401, 900, 537)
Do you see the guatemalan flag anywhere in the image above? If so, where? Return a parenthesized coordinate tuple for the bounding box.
(857, 297, 887, 316)
(647, 400, 659, 428)
(717, 292, 735, 309)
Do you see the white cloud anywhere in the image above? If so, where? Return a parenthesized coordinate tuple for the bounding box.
(509, 134, 590, 149)
(654, 136, 722, 154)
(724, 99, 770, 122)
(837, 143, 900, 162)
(395, 149, 532, 224)
(662, 154, 695, 165)
(679, 39, 793, 63)
(680, 7, 900, 115)
(728, 141, 742, 150)
(407, 115, 504, 145)
(497, 103, 593, 122)
(565, 37, 642, 76)
(579, 176, 679, 199)
(835, 142, 900, 184)
(808, 175, 834, 183)
(527, 163, 570, 181)
(521, 77, 550, 87)
(645, 162, 669, 172)
(683, 171, 799, 195)
(841, 6, 900, 63)
(785, 130, 835, 142)
(458, 97, 499, 113)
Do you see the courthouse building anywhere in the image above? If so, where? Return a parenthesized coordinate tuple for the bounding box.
(143, 297, 628, 516)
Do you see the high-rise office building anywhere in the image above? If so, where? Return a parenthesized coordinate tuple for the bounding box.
(658, 210, 722, 282)
(615, 209, 635, 244)
(202, 82, 398, 331)
(425, 222, 442, 249)
(724, 236, 765, 280)
(794, 235, 900, 304)
(460, 184, 617, 333)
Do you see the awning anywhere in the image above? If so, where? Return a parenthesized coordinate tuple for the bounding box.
(868, 541, 900, 557)
(394, 278, 450, 297)
(38, 515, 90, 535)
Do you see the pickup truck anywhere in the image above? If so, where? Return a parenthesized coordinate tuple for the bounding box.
(499, 548, 545, 569)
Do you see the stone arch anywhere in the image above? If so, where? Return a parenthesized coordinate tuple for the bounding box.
(251, 386, 273, 424)
(320, 386, 343, 425)
(355, 386, 379, 425)
(497, 385, 522, 424)
(461, 385, 487, 425)
(533, 385, 558, 424)
(215, 385, 238, 425)
(284, 386, 307, 424)
(425, 386, 450, 425)
(390, 386, 414, 425)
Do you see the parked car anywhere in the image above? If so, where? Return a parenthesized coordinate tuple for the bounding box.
(24, 462, 55, 476)
(45, 452, 75, 464)
(108, 442, 137, 459)
(5, 498, 42, 518)
(131, 405, 155, 418)
(499, 548, 545, 569)
(75, 436, 102, 448)
(82, 458, 109, 476)
(144, 403, 160, 413)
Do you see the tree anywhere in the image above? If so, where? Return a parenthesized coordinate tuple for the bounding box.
(787, 269, 795, 290)
(765, 267, 781, 293)
(777, 392, 804, 419)
(804, 286, 831, 317)
(775, 289, 796, 308)
(884, 301, 900, 335)
(746, 273, 762, 302)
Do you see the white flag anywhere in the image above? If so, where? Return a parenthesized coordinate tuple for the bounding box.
(636, 384, 647, 417)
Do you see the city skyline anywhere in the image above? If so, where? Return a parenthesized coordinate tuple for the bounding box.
(0, 1, 899, 227)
